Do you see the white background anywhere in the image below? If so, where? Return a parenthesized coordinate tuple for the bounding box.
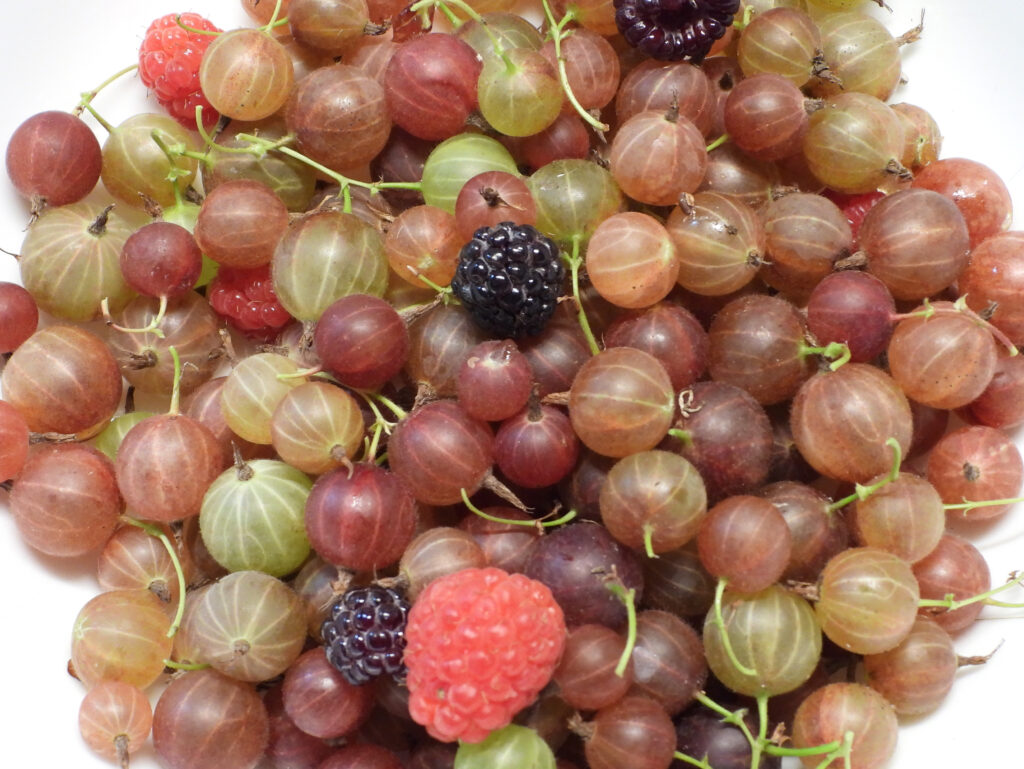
(1, 1, 1023, 768)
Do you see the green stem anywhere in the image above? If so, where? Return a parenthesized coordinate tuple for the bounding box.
(351, 391, 398, 436)
(800, 341, 851, 371)
(78, 101, 116, 134)
(764, 739, 844, 758)
(693, 691, 758, 748)
(363, 421, 385, 464)
(75, 63, 139, 118)
(100, 295, 168, 340)
(164, 659, 211, 671)
(712, 577, 758, 676)
(167, 345, 182, 417)
(919, 570, 1024, 612)
(944, 495, 1024, 514)
(265, 0, 286, 30)
(642, 525, 657, 559)
(121, 517, 187, 638)
(672, 751, 713, 769)
(540, 0, 609, 132)
(459, 488, 577, 528)
(750, 692, 769, 769)
(564, 234, 600, 355)
(175, 14, 221, 35)
(826, 437, 902, 513)
(363, 390, 409, 421)
(705, 133, 730, 152)
(605, 580, 637, 677)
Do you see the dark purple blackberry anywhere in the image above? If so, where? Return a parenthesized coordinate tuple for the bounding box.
(613, 0, 740, 62)
(450, 221, 565, 339)
(321, 585, 410, 686)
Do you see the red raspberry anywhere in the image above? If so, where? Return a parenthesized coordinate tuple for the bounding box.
(403, 567, 566, 744)
(139, 13, 221, 130)
(823, 189, 886, 248)
(208, 264, 293, 342)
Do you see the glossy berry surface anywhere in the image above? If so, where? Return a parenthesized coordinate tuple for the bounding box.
(138, 13, 221, 129)
(403, 566, 566, 743)
(321, 585, 410, 686)
(451, 222, 565, 339)
(207, 263, 293, 341)
(613, 0, 739, 62)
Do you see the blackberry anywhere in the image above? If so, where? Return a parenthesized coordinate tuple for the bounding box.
(451, 221, 565, 339)
(613, 0, 740, 62)
(321, 585, 410, 686)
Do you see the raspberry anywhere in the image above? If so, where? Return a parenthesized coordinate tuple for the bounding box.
(450, 222, 565, 339)
(139, 13, 221, 130)
(823, 189, 886, 248)
(321, 585, 410, 686)
(207, 264, 293, 342)
(403, 567, 566, 743)
(613, 0, 739, 62)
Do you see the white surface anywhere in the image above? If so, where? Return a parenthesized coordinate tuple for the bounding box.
(1, 2, 1023, 768)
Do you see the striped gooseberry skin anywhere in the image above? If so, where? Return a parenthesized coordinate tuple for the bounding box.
(186, 570, 308, 683)
(152, 668, 270, 769)
(421, 133, 521, 215)
(10, 443, 122, 557)
(200, 28, 294, 121)
(6, 110, 102, 206)
(815, 547, 921, 655)
(791, 682, 898, 769)
(314, 294, 410, 391)
(78, 680, 153, 765)
(813, 11, 901, 101)
(115, 414, 226, 524)
(270, 382, 366, 475)
(286, 63, 391, 171)
(304, 463, 418, 572)
(71, 589, 174, 690)
(220, 353, 305, 445)
(863, 616, 958, 716)
(387, 400, 494, 506)
(1, 325, 122, 435)
(18, 199, 139, 319)
(790, 363, 913, 484)
(666, 192, 765, 297)
(199, 459, 313, 577)
(0, 399, 30, 482)
(736, 7, 822, 88)
(107, 291, 223, 397)
(271, 210, 388, 321)
(703, 584, 822, 697)
(568, 347, 675, 459)
(609, 110, 708, 207)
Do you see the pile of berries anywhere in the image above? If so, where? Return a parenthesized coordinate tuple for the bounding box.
(2, 1, 1024, 769)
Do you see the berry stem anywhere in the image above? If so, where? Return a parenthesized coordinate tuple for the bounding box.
(120, 516, 187, 638)
(564, 234, 601, 355)
(77, 101, 116, 134)
(163, 659, 211, 671)
(540, 0, 610, 132)
(825, 437, 902, 513)
(672, 751, 714, 769)
(460, 488, 577, 528)
(642, 524, 658, 559)
(693, 691, 758, 748)
(705, 133, 730, 152)
(167, 345, 182, 417)
(100, 295, 168, 340)
(74, 63, 139, 118)
(918, 570, 1024, 612)
(944, 494, 1024, 514)
(800, 341, 851, 371)
(750, 691, 770, 769)
(711, 576, 758, 677)
(174, 14, 222, 35)
(604, 578, 637, 677)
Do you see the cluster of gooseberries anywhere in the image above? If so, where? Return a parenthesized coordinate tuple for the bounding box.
(2, 1, 1024, 768)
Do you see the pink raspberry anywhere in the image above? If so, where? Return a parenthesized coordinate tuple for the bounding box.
(139, 13, 221, 130)
(207, 264, 293, 342)
(403, 567, 566, 743)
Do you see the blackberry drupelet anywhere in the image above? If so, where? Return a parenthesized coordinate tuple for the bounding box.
(451, 221, 565, 339)
(614, 0, 740, 62)
(322, 585, 410, 686)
